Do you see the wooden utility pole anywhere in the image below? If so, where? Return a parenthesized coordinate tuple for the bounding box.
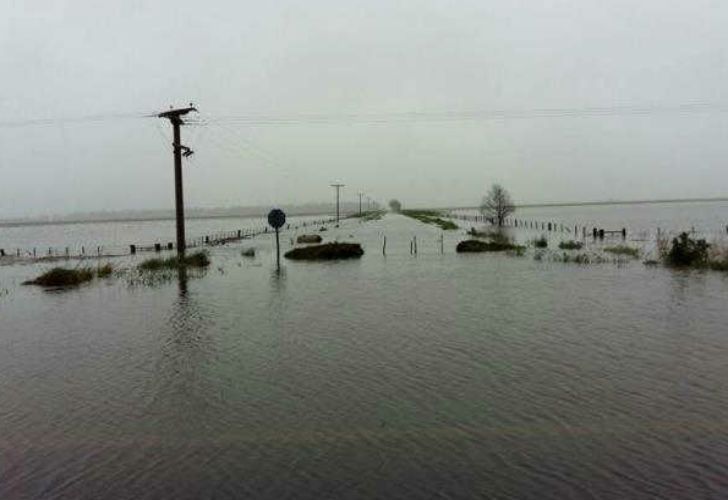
(358, 192, 364, 217)
(158, 105, 197, 257)
(331, 183, 345, 225)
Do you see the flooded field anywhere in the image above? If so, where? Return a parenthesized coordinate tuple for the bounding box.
(2, 207, 728, 499)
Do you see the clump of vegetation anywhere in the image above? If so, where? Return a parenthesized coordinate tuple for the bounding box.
(402, 210, 459, 230)
(456, 239, 524, 253)
(559, 253, 600, 264)
(533, 236, 548, 248)
(604, 245, 640, 258)
(24, 267, 95, 287)
(467, 228, 510, 243)
(389, 199, 402, 213)
(351, 210, 384, 221)
(285, 242, 364, 260)
(297, 234, 323, 244)
(241, 248, 256, 257)
(558, 240, 583, 250)
(361, 211, 385, 221)
(139, 251, 211, 271)
(664, 233, 709, 267)
(710, 259, 728, 271)
(96, 263, 114, 278)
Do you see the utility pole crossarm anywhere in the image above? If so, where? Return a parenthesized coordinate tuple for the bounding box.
(157, 106, 198, 122)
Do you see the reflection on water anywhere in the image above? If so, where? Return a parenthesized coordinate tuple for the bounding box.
(1, 213, 728, 499)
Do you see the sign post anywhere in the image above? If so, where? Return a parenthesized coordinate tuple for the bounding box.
(267, 208, 286, 271)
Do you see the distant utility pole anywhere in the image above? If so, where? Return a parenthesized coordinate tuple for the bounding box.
(331, 183, 345, 225)
(358, 192, 364, 217)
(367, 196, 372, 212)
(158, 105, 197, 257)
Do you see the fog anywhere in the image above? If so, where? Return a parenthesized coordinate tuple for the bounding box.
(2, 0, 727, 217)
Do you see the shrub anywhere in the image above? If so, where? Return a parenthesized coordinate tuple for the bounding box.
(710, 259, 728, 272)
(285, 243, 364, 260)
(665, 232, 709, 267)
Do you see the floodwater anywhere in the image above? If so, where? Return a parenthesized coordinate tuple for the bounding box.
(2, 206, 728, 499)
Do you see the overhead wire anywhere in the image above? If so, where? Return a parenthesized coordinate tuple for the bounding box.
(200, 101, 728, 126)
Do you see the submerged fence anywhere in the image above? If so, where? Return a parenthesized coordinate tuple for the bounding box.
(0, 216, 338, 262)
(447, 212, 628, 241)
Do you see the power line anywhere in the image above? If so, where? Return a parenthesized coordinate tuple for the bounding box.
(3, 101, 727, 129)
(200, 102, 728, 126)
(0, 111, 148, 129)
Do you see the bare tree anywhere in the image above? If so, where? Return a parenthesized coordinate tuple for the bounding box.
(480, 184, 515, 226)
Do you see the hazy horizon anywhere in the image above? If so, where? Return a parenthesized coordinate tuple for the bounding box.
(3, 0, 728, 218)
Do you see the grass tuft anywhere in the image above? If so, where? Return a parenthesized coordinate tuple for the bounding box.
(139, 251, 210, 271)
(456, 239, 524, 253)
(24, 267, 95, 287)
(96, 263, 114, 278)
(402, 210, 459, 230)
(558, 240, 583, 250)
(604, 245, 640, 258)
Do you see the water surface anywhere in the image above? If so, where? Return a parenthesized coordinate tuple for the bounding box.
(1, 212, 728, 499)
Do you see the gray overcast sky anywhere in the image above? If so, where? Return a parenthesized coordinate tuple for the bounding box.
(2, 0, 727, 217)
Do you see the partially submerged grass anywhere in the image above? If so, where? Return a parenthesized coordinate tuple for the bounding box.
(297, 234, 323, 244)
(351, 210, 385, 221)
(467, 228, 511, 245)
(456, 239, 525, 253)
(96, 263, 114, 278)
(24, 267, 95, 287)
(533, 236, 548, 248)
(285, 242, 364, 260)
(558, 240, 583, 250)
(604, 245, 640, 258)
(402, 210, 459, 230)
(138, 251, 210, 271)
(24, 262, 116, 287)
(362, 211, 385, 221)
